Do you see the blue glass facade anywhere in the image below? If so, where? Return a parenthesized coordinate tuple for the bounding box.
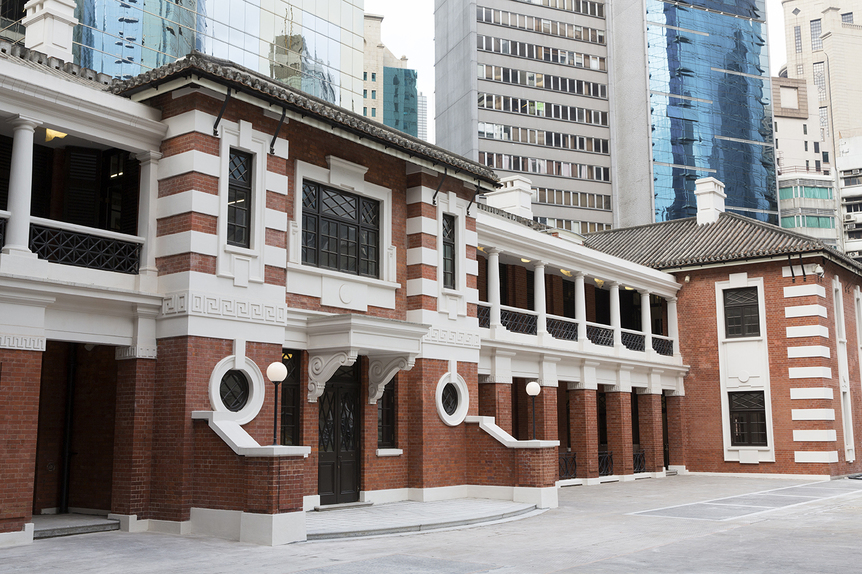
(70, 0, 364, 109)
(646, 0, 777, 223)
(382, 67, 418, 137)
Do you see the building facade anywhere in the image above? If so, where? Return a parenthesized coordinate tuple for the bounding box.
(611, 0, 778, 226)
(781, 0, 862, 251)
(435, 0, 613, 235)
(772, 76, 840, 246)
(362, 14, 419, 136)
(4, 0, 365, 109)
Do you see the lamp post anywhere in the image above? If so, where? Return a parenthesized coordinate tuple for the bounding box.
(266, 361, 288, 446)
(525, 381, 541, 440)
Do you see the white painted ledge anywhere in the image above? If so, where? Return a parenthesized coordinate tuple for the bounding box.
(191, 411, 311, 457)
(465, 416, 560, 449)
(376, 448, 403, 457)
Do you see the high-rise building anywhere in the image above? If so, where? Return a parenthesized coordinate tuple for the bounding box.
(781, 0, 862, 253)
(611, 0, 777, 226)
(418, 92, 428, 142)
(363, 14, 418, 137)
(772, 76, 840, 246)
(435, 0, 613, 235)
(60, 0, 364, 109)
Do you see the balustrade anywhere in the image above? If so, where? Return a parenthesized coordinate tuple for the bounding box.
(598, 450, 613, 476)
(29, 219, 143, 274)
(621, 328, 646, 352)
(559, 451, 577, 479)
(633, 449, 646, 473)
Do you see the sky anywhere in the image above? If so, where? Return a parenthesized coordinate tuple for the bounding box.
(363, 0, 789, 145)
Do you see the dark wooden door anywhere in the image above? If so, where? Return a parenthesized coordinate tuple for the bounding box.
(318, 365, 360, 505)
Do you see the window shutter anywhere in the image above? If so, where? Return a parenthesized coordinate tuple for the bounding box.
(64, 147, 101, 227)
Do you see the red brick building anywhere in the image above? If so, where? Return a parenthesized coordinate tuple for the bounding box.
(585, 178, 862, 479)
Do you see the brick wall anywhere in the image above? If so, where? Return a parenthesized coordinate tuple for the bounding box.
(0, 348, 42, 534)
(112, 357, 155, 516)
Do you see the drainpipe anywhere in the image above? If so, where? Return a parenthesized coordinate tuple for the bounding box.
(59, 343, 77, 514)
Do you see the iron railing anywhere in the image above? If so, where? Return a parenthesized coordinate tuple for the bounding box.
(0, 217, 6, 250)
(598, 451, 613, 476)
(548, 317, 578, 341)
(653, 336, 674, 356)
(501, 308, 537, 335)
(30, 222, 142, 274)
(633, 449, 646, 473)
(587, 324, 614, 347)
(478, 305, 491, 328)
(559, 452, 577, 479)
(621, 330, 645, 352)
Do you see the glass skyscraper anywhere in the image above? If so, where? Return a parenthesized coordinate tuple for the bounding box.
(70, 0, 363, 111)
(612, 0, 777, 225)
(382, 67, 418, 137)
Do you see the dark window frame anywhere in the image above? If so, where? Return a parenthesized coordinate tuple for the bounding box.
(280, 350, 301, 446)
(442, 213, 456, 289)
(301, 180, 380, 278)
(729, 391, 768, 446)
(377, 377, 396, 448)
(724, 287, 760, 338)
(227, 149, 252, 248)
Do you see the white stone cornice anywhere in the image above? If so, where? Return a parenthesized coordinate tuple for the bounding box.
(0, 334, 46, 351)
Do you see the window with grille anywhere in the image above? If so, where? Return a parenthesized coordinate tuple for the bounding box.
(810, 19, 822, 50)
(280, 350, 301, 446)
(729, 391, 767, 446)
(220, 370, 250, 412)
(227, 149, 252, 248)
(842, 12, 853, 24)
(724, 287, 760, 338)
(301, 180, 380, 277)
(442, 214, 456, 289)
(378, 378, 396, 448)
(794, 25, 802, 52)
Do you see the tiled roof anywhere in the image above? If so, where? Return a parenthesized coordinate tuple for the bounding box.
(0, 41, 113, 89)
(110, 52, 499, 184)
(583, 212, 862, 272)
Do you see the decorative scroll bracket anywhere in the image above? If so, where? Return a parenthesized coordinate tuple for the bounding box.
(367, 354, 415, 404)
(307, 349, 359, 402)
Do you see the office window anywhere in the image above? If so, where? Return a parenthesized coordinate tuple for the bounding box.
(816, 160, 821, 171)
(724, 287, 760, 338)
(803, 124, 807, 135)
(372, 72, 376, 81)
(227, 149, 252, 248)
(814, 141, 819, 153)
(301, 181, 379, 277)
(842, 12, 853, 24)
(794, 25, 802, 52)
(797, 64, 804, 75)
(363, 89, 367, 98)
(820, 107, 829, 137)
(363, 71, 367, 80)
(442, 214, 456, 289)
(371, 90, 376, 99)
(810, 19, 823, 50)
(729, 391, 767, 446)
(813, 62, 826, 101)
(823, 151, 830, 163)
(363, 107, 367, 116)
(804, 141, 808, 151)
(371, 108, 376, 117)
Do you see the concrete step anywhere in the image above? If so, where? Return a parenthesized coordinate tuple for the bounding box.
(32, 514, 120, 539)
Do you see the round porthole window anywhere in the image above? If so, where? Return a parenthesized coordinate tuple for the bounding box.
(220, 370, 250, 412)
(442, 383, 459, 415)
(435, 372, 469, 426)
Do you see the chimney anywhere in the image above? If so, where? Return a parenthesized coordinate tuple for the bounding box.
(484, 175, 535, 219)
(694, 177, 726, 225)
(23, 0, 78, 62)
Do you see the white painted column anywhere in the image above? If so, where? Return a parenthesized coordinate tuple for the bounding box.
(575, 272, 586, 342)
(640, 290, 652, 352)
(610, 281, 621, 347)
(534, 261, 547, 335)
(488, 248, 502, 328)
(2, 116, 41, 257)
(667, 297, 680, 356)
(135, 151, 162, 280)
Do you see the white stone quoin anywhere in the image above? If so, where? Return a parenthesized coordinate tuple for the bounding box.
(694, 177, 726, 225)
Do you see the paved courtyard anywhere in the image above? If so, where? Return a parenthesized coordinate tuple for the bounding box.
(4, 474, 862, 573)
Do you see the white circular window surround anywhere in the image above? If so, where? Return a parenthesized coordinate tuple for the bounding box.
(435, 372, 469, 426)
(208, 355, 265, 425)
